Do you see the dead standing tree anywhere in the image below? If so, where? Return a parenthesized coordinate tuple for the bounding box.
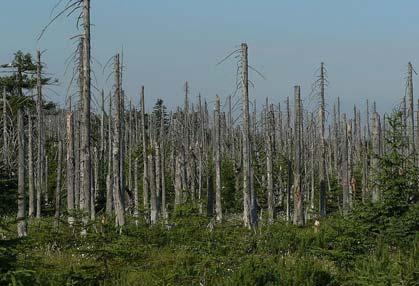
(214, 95, 223, 222)
(79, 0, 92, 230)
(112, 54, 125, 228)
(293, 86, 304, 226)
(17, 108, 27, 237)
(240, 43, 258, 229)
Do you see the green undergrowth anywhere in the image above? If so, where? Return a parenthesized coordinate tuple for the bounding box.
(0, 211, 417, 286)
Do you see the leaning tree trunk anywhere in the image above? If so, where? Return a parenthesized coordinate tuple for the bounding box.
(407, 62, 415, 159)
(319, 62, 327, 217)
(17, 108, 27, 237)
(214, 95, 223, 222)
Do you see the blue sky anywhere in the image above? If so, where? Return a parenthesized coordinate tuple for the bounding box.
(1, 0, 418, 116)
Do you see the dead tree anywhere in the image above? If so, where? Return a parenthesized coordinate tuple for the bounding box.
(241, 43, 257, 229)
(28, 110, 35, 217)
(17, 108, 27, 237)
(36, 51, 43, 218)
(293, 86, 304, 226)
(80, 0, 92, 223)
(371, 111, 381, 203)
(55, 141, 63, 226)
(407, 62, 415, 158)
(140, 86, 149, 218)
(112, 54, 125, 228)
(266, 101, 274, 223)
(319, 62, 327, 217)
(214, 95, 223, 222)
(66, 97, 75, 224)
(106, 95, 113, 215)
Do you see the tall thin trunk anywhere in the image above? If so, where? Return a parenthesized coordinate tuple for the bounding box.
(36, 50, 43, 218)
(407, 62, 415, 158)
(319, 62, 327, 217)
(241, 43, 256, 229)
(140, 86, 149, 219)
(214, 95, 223, 222)
(106, 96, 113, 215)
(266, 102, 274, 223)
(80, 0, 92, 224)
(28, 111, 35, 217)
(293, 86, 304, 226)
(17, 109, 27, 237)
(112, 54, 125, 228)
(66, 97, 75, 224)
(2, 87, 8, 171)
(134, 159, 139, 224)
(55, 141, 63, 226)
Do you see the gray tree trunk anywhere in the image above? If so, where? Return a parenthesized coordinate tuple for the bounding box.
(28, 111, 35, 217)
(80, 0, 92, 226)
(319, 62, 327, 217)
(36, 50, 43, 219)
(214, 95, 223, 222)
(112, 54, 125, 228)
(293, 86, 304, 226)
(17, 109, 27, 237)
(66, 98, 75, 224)
(241, 43, 256, 229)
(55, 141, 63, 226)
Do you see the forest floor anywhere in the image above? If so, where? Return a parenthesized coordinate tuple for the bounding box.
(0, 207, 418, 286)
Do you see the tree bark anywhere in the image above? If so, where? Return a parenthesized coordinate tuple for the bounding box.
(214, 95, 223, 222)
(17, 109, 27, 237)
(293, 86, 304, 226)
(66, 98, 75, 224)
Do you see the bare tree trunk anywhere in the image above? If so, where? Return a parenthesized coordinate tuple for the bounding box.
(17, 109, 27, 237)
(160, 104, 167, 220)
(2, 87, 7, 170)
(214, 95, 223, 222)
(106, 96, 113, 215)
(36, 50, 43, 219)
(140, 86, 149, 219)
(266, 102, 274, 223)
(407, 62, 415, 159)
(241, 43, 256, 229)
(28, 111, 35, 217)
(80, 0, 92, 227)
(134, 159, 139, 224)
(44, 157, 48, 205)
(112, 54, 125, 228)
(91, 147, 98, 220)
(175, 154, 182, 207)
(66, 98, 75, 225)
(341, 114, 350, 214)
(293, 86, 304, 226)
(149, 135, 157, 224)
(55, 141, 63, 227)
(319, 62, 327, 217)
(371, 111, 381, 203)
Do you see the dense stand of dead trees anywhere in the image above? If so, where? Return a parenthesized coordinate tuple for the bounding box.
(1, 1, 417, 235)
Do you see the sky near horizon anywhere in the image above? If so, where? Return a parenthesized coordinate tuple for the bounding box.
(1, 0, 419, 116)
